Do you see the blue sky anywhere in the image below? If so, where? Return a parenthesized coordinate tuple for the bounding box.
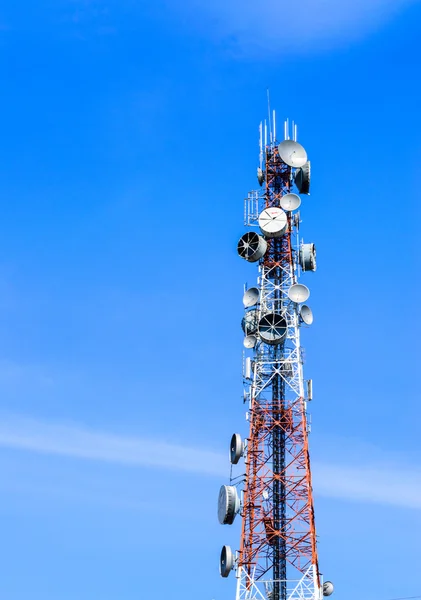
(0, 1, 420, 599)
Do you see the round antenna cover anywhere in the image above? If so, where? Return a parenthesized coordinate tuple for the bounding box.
(230, 433, 244, 464)
(258, 207, 288, 239)
(295, 161, 311, 194)
(258, 313, 287, 345)
(241, 310, 258, 335)
(288, 284, 310, 303)
(300, 243, 317, 272)
(278, 140, 308, 168)
(237, 232, 267, 262)
(280, 193, 301, 212)
(220, 545, 234, 578)
(218, 485, 240, 525)
(257, 167, 265, 186)
(323, 582, 334, 597)
(300, 305, 313, 325)
(243, 287, 259, 308)
(243, 335, 257, 349)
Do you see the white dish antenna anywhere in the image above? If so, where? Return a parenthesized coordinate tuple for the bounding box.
(258, 313, 287, 345)
(258, 207, 288, 239)
(278, 140, 308, 168)
(218, 485, 240, 525)
(220, 545, 234, 578)
(288, 283, 310, 303)
(230, 433, 244, 464)
(257, 167, 265, 186)
(243, 335, 257, 349)
(300, 243, 317, 272)
(295, 160, 311, 194)
(237, 232, 267, 262)
(300, 304, 313, 325)
(243, 287, 259, 307)
(280, 193, 301, 212)
(323, 582, 334, 597)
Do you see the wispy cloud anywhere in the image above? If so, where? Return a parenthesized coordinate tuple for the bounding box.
(0, 414, 419, 510)
(0, 414, 226, 476)
(168, 0, 419, 53)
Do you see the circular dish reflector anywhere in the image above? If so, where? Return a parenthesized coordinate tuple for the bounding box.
(258, 207, 288, 239)
(323, 582, 334, 597)
(243, 287, 259, 308)
(300, 305, 313, 325)
(295, 161, 311, 194)
(280, 193, 301, 212)
(288, 284, 310, 303)
(230, 433, 244, 465)
(237, 232, 267, 262)
(258, 313, 287, 345)
(278, 140, 308, 168)
(218, 485, 240, 525)
(220, 545, 234, 578)
(300, 243, 317, 272)
(243, 335, 257, 349)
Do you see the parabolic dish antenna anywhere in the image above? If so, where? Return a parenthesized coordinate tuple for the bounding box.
(258, 313, 287, 345)
(295, 161, 311, 194)
(300, 243, 317, 272)
(243, 335, 257, 349)
(257, 167, 265, 186)
(230, 433, 244, 465)
(220, 545, 234, 578)
(323, 582, 334, 597)
(280, 193, 301, 212)
(300, 305, 313, 325)
(218, 485, 240, 525)
(243, 287, 259, 308)
(258, 207, 288, 239)
(237, 232, 267, 262)
(278, 140, 308, 168)
(288, 283, 310, 303)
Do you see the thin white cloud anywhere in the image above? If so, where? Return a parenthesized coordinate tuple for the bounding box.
(0, 414, 226, 476)
(167, 0, 419, 53)
(0, 414, 419, 510)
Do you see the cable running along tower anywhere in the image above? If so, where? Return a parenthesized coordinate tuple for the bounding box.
(217, 115, 333, 600)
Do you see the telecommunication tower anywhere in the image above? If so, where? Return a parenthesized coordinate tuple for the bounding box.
(217, 114, 334, 600)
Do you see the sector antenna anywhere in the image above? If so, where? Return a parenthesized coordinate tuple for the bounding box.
(216, 114, 334, 600)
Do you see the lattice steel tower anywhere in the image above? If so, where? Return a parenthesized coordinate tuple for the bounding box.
(217, 115, 334, 600)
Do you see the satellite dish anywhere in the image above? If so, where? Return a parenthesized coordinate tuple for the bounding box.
(280, 193, 301, 212)
(230, 433, 244, 464)
(243, 287, 259, 307)
(300, 243, 317, 272)
(218, 485, 240, 525)
(258, 207, 288, 239)
(295, 161, 311, 194)
(323, 582, 334, 597)
(300, 305, 313, 325)
(257, 167, 265, 186)
(288, 284, 310, 303)
(241, 310, 258, 335)
(243, 335, 257, 349)
(258, 313, 287, 345)
(237, 232, 267, 262)
(278, 140, 308, 168)
(220, 545, 234, 578)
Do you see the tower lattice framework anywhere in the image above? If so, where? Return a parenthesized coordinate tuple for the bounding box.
(217, 118, 331, 600)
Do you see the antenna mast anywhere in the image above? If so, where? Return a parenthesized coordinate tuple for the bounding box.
(217, 116, 333, 600)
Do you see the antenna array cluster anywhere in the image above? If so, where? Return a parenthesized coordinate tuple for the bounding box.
(216, 115, 334, 600)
